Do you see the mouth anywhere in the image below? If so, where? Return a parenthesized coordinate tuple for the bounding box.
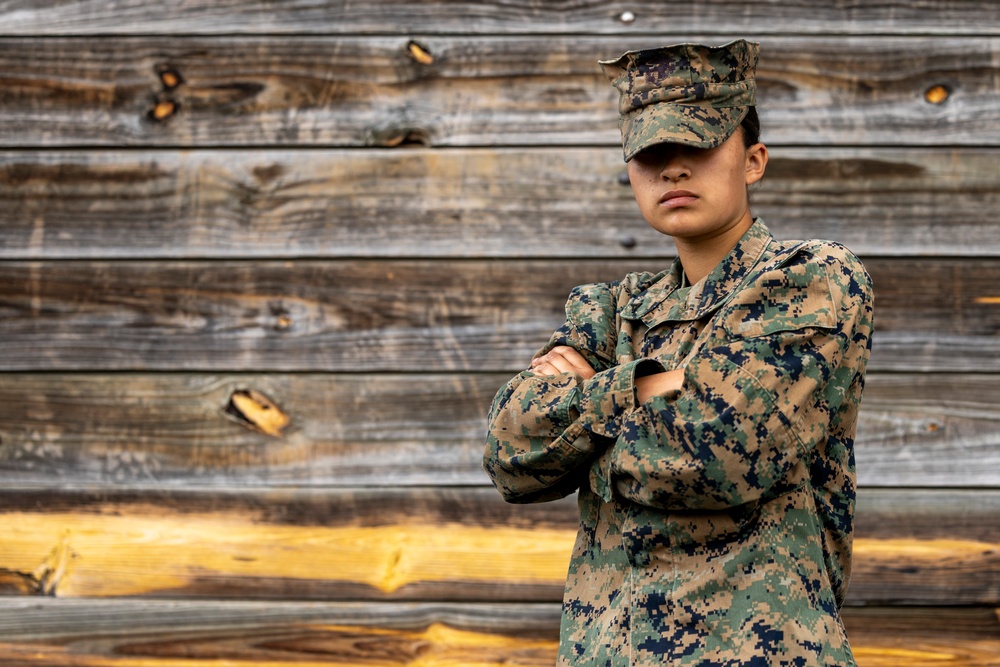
(659, 190, 698, 207)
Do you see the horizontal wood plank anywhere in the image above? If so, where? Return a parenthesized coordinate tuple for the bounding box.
(1, 36, 998, 147)
(0, 258, 999, 372)
(0, 373, 997, 488)
(2, 147, 999, 259)
(0, 600, 562, 666)
(0, 600, 996, 667)
(1, 1, 997, 36)
(0, 488, 995, 605)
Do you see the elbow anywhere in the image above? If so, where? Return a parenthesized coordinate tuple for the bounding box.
(482, 443, 580, 504)
(482, 453, 523, 502)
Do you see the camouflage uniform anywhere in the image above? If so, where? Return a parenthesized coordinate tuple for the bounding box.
(483, 40, 874, 665)
(484, 219, 874, 665)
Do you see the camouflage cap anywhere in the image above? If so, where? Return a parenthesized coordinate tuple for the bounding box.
(599, 40, 760, 161)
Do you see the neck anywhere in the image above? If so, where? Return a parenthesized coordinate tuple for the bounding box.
(674, 213, 755, 285)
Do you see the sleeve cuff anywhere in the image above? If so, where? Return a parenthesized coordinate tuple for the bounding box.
(578, 358, 663, 438)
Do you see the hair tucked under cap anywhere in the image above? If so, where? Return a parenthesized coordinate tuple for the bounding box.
(599, 40, 760, 161)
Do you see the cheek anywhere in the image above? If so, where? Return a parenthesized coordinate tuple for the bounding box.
(627, 167, 652, 200)
(630, 180, 660, 214)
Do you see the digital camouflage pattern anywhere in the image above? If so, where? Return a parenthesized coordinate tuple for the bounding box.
(600, 40, 759, 161)
(484, 220, 874, 666)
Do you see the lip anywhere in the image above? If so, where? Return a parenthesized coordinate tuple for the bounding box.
(659, 190, 698, 207)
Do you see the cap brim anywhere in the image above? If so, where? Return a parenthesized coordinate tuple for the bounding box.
(622, 103, 748, 161)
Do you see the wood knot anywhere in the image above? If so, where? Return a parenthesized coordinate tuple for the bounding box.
(368, 126, 432, 148)
(156, 64, 184, 90)
(924, 85, 950, 105)
(406, 40, 434, 65)
(147, 96, 178, 122)
(225, 389, 290, 437)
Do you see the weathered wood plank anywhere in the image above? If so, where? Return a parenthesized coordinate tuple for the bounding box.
(851, 489, 1000, 606)
(3, 147, 999, 259)
(0, 600, 996, 667)
(0, 259, 998, 372)
(0, 373, 499, 487)
(843, 607, 1000, 667)
(0, 488, 995, 604)
(1, 1, 997, 36)
(0, 36, 997, 147)
(0, 600, 563, 667)
(0, 373, 997, 488)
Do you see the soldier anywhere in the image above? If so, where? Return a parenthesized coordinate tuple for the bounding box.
(483, 40, 874, 666)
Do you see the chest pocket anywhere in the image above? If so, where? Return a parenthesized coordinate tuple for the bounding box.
(721, 251, 838, 340)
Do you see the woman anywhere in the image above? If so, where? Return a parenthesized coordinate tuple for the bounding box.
(483, 40, 874, 666)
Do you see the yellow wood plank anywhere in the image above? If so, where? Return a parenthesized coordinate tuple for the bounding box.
(0, 512, 573, 597)
(1, 510, 996, 603)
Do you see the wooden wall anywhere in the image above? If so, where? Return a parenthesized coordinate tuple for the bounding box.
(1, 2, 998, 664)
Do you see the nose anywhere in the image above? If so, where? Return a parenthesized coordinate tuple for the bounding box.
(660, 155, 690, 181)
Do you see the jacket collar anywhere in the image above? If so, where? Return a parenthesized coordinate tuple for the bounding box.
(622, 218, 774, 326)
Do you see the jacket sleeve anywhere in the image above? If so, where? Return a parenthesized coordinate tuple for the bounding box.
(483, 279, 660, 503)
(608, 245, 874, 511)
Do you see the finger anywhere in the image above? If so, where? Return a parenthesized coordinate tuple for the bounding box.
(530, 349, 574, 375)
(548, 346, 596, 379)
(540, 355, 575, 375)
(531, 348, 593, 378)
(531, 360, 561, 376)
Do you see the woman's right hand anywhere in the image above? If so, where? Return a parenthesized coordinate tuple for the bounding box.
(530, 346, 596, 379)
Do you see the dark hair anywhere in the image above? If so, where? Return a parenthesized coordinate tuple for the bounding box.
(740, 106, 761, 147)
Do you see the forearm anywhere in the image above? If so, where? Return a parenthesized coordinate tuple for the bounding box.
(635, 369, 685, 403)
(610, 328, 850, 511)
(483, 361, 596, 503)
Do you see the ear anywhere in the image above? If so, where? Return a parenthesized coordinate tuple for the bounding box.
(745, 142, 768, 186)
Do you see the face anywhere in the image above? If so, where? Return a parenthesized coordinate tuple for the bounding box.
(626, 130, 768, 244)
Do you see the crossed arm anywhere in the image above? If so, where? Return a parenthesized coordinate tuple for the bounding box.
(531, 345, 685, 403)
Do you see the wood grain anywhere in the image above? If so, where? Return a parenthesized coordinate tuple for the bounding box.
(842, 607, 1000, 667)
(0, 600, 996, 667)
(0, 598, 995, 667)
(0, 488, 994, 604)
(0, 36, 997, 146)
(1, 258, 999, 372)
(0, 1, 995, 661)
(1, 1, 997, 36)
(0, 372, 997, 488)
(0, 599, 563, 667)
(2, 147, 999, 259)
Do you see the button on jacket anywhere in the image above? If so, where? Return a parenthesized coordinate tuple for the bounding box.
(484, 219, 874, 666)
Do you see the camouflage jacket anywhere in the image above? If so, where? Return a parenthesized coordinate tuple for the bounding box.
(484, 219, 874, 666)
